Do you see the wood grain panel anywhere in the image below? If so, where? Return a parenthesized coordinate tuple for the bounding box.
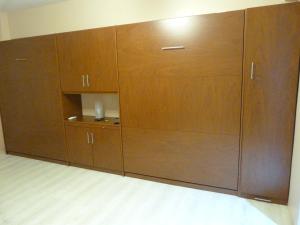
(62, 94, 82, 119)
(65, 125, 93, 166)
(240, 3, 300, 202)
(123, 128, 240, 190)
(57, 27, 118, 93)
(92, 126, 123, 172)
(117, 11, 244, 189)
(120, 75, 242, 134)
(117, 11, 243, 80)
(0, 36, 66, 161)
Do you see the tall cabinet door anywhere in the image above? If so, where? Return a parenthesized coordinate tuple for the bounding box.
(57, 27, 119, 93)
(241, 3, 300, 203)
(0, 36, 66, 161)
(117, 11, 244, 190)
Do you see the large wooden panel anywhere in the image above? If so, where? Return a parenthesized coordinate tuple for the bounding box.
(57, 27, 119, 93)
(92, 126, 123, 172)
(117, 11, 244, 190)
(240, 3, 300, 202)
(124, 128, 239, 189)
(0, 36, 66, 161)
(65, 125, 93, 166)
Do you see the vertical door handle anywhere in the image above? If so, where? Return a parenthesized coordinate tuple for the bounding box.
(250, 62, 255, 80)
(82, 75, 86, 87)
(86, 132, 90, 144)
(91, 133, 94, 144)
(86, 75, 90, 87)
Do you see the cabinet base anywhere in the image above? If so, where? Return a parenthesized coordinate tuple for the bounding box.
(239, 193, 288, 205)
(69, 162, 124, 176)
(7, 151, 68, 166)
(125, 172, 238, 196)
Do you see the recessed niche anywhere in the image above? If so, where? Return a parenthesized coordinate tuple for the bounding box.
(62, 93, 120, 122)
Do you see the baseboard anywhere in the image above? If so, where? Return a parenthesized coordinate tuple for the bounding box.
(239, 192, 288, 205)
(7, 151, 69, 166)
(69, 162, 124, 176)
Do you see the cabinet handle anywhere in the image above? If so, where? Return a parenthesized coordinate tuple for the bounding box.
(250, 62, 255, 80)
(161, 46, 185, 51)
(91, 133, 94, 144)
(15, 58, 27, 61)
(254, 197, 272, 203)
(86, 75, 90, 87)
(86, 132, 90, 144)
(82, 75, 86, 87)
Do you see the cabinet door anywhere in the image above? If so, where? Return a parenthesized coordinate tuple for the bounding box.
(0, 36, 66, 161)
(65, 125, 93, 166)
(117, 11, 244, 190)
(241, 3, 300, 203)
(92, 126, 123, 172)
(57, 27, 119, 93)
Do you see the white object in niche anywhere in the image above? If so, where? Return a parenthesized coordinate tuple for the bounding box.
(81, 94, 120, 118)
(95, 101, 104, 121)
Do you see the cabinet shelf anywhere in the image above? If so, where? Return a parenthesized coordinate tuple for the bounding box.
(64, 116, 120, 128)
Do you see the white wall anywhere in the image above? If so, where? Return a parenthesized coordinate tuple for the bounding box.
(290, 80, 300, 225)
(0, 12, 10, 40)
(1, 0, 300, 224)
(0, 117, 5, 154)
(6, 0, 288, 39)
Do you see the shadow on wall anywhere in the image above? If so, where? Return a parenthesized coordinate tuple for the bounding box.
(0, 116, 5, 154)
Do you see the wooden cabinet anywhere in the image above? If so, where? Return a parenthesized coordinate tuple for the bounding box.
(1, 4, 298, 202)
(57, 27, 119, 93)
(65, 121, 123, 173)
(65, 126, 93, 166)
(0, 36, 66, 161)
(240, 3, 300, 204)
(117, 11, 244, 190)
(93, 126, 123, 172)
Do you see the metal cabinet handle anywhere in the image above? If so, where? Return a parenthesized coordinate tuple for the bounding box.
(91, 133, 94, 144)
(254, 197, 272, 203)
(250, 62, 255, 80)
(82, 75, 86, 87)
(161, 46, 185, 50)
(86, 75, 90, 87)
(15, 58, 27, 61)
(87, 132, 90, 144)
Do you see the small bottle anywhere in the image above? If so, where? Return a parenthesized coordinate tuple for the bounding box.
(95, 101, 104, 121)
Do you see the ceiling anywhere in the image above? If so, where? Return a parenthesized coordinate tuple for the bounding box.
(0, 0, 65, 11)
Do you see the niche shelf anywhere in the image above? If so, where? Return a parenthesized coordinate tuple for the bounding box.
(62, 93, 120, 127)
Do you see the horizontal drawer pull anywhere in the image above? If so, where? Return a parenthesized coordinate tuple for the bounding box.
(15, 58, 28, 61)
(161, 46, 185, 50)
(254, 197, 272, 203)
